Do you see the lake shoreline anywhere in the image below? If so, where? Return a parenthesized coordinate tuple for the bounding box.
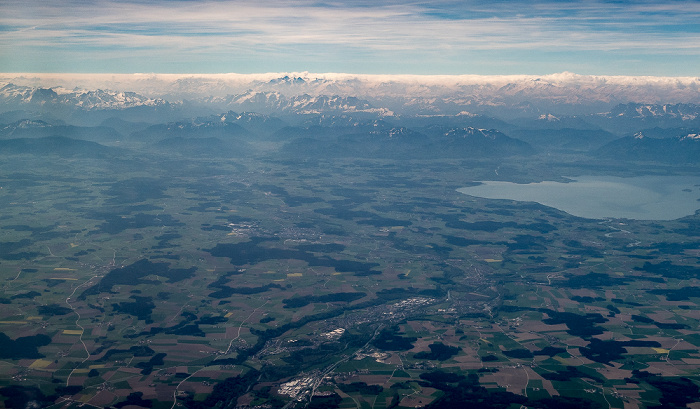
(458, 175, 700, 221)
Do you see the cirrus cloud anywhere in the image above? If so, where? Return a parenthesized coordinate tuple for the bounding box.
(1, 0, 699, 74)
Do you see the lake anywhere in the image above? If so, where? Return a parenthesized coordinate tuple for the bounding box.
(457, 175, 700, 220)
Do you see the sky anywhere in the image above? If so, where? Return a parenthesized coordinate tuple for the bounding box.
(1, 0, 700, 76)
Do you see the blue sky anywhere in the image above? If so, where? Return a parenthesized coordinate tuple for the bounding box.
(1, 0, 699, 75)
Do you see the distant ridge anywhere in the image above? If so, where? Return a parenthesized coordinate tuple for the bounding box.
(0, 136, 122, 157)
(596, 132, 700, 163)
(2, 72, 699, 107)
(3, 75, 700, 121)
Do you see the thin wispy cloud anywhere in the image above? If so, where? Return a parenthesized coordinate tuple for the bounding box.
(1, 0, 699, 74)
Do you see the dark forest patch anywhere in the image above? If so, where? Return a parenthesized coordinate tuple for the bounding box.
(0, 239, 41, 260)
(655, 322, 688, 329)
(196, 316, 228, 325)
(282, 343, 345, 367)
(153, 233, 181, 249)
(95, 345, 155, 362)
(419, 370, 602, 409)
(438, 214, 556, 233)
(535, 346, 567, 356)
(208, 284, 282, 299)
(627, 370, 700, 409)
(673, 219, 700, 236)
(635, 261, 700, 280)
(135, 353, 167, 375)
(503, 349, 535, 359)
(112, 296, 156, 323)
(0, 386, 55, 409)
(207, 238, 380, 275)
(37, 304, 72, 316)
(114, 391, 154, 408)
(541, 309, 607, 339)
(79, 259, 196, 299)
(179, 370, 260, 409)
(126, 317, 206, 339)
(648, 286, 700, 301)
(372, 326, 416, 351)
(376, 287, 444, 300)
(506, 234, 548, 252)
(11, 291, 41, 300)
(0, 333, 51, 359)
(571, 295, 605, 303)
(580, 339, 661, 365)
(414, 343, 461, 361)
(206, 270, 246, 288)
(337, 382, 383, 395)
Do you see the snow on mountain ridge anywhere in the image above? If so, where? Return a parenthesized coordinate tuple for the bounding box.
(605, 103, 700, 120)
(0, 82, 169, 110)
(203, 92, 392, 115)
(2, 73, 700, 117)
(2, 73, 699, 105)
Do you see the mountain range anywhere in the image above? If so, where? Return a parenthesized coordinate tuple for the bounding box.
(0, 73, 699, 163)
(0, 83, 169, 110)
(3, 72, 700, 116)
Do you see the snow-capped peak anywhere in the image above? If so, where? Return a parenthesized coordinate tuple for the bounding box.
(538, 114, 560, 122)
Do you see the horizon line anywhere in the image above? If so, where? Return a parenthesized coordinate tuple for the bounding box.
(2, 71, 700, 79)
